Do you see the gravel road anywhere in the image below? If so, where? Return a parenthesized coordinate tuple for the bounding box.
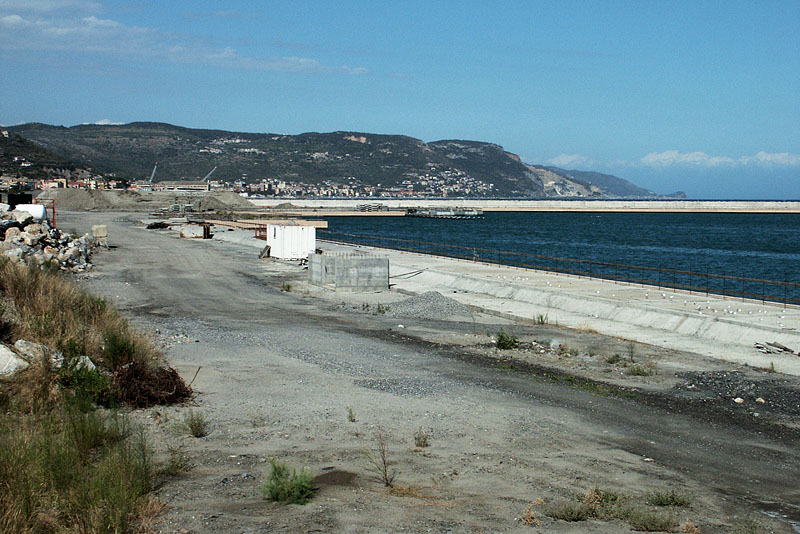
(67, 212, 800, 534)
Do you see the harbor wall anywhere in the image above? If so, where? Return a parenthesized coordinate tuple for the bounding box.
(248, 198, 800, 213)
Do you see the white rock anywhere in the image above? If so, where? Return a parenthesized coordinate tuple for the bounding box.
(0, 345, 29, 375)
(73, 355, 96, 372)
(3, 226, 21, 241)
(733, 397, 744, 404)
(14, 204, 46, 221)
(10, 209, 33, 226)
(0, 203, 9, 212)
(755, 397, 765, 404)
(13, 339, 65, 368)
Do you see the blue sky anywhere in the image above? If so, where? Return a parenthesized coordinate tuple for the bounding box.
(1, 0, 798, 199)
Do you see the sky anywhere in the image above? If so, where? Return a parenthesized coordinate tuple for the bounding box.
(1, 0, 798, 199)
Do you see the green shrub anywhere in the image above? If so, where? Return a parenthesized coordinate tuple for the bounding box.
(495, 330, 519, 350)
(261, 458, 315, 504)
(606, 354, 623, 364)
(627, 364, 655, 377)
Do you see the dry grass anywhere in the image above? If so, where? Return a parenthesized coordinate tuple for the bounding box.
(0, 258, 190, 410)
(0, 409, 155, 533)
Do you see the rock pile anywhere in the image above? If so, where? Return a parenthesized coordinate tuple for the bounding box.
(0, 204, 95, 272)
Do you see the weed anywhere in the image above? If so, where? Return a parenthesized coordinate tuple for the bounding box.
(584, 487, 620, 508)
(160, 445, 192, 476)
(376, 303, 387, 314)
(495, 330, 519, 350)
(681, 518, 701, 534)
(546, 501, 592, 521)
(347, 406, 356, 423)
(627, 342, 636, 363)
(535, 313, 549, 325)
(183, 410, 208, 438)
(627, 364, 655, 377)
(606, 354, 623, 364)
(520, 504, 541, 526)
(647, 489, 692, 507)
(729, 515, 763, 534)
(616, 505, 678, 531)
(260, 458, 314, 504)
(768, 361, 776, 373)
(0, 410, 153, 533)
(496, 360, 515, 370)
(250, 413, 267, 428)
(363, 428, 396, 487)
(414, 426, 430, 448)
(281, 282, 292, 292)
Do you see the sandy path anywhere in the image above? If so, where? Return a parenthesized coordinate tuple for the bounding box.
(66, 212, 799, 533)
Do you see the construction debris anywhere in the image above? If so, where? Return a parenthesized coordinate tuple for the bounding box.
(0, 207, 95, 272)
(754, 342, 798, 356)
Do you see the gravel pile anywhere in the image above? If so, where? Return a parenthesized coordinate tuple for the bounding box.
(0, 206, 95, 272)
(675, 370, 800, 416)
(384, 291, 473, 320)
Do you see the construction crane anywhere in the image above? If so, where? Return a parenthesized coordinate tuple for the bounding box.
(202, 166, 217, 182)
(148, 162, 158, 183)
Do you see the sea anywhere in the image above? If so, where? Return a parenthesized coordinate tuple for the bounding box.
(319, 211, 800, 305)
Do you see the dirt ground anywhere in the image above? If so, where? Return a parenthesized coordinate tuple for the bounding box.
(66, 211, 800, 534)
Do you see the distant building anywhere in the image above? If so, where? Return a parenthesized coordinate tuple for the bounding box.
(154, 181, 210, 192)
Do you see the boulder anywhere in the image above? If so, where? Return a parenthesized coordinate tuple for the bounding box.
(14, 204, 47, 221)
(0, 345, 29, 375)
(4, 227, 21, 241)
(13, 339, 65, 369)
(73, 356, 96, 372)
(0, 203, 9, 212)
(10, 210, 33, 226)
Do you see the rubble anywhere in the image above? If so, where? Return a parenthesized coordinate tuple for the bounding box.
(0, 208, 95, 272)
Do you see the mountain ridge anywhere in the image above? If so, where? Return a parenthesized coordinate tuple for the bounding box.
(6, 122, 683, 198)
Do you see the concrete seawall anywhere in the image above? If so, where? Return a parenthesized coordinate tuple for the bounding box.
(320, 240, 800, 375)
(249, 198, 800, 213)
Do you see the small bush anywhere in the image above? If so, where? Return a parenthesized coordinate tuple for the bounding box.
(616, 505, 678, 531)
(376, 304, 387, 314)
(281, 282, 292, 292)
(606, 354, 623, 364)
(183, 410, 208, 438)
(364, 428, 396, 487)
(347, 406, 356, 422)
(414, 427, 430, 448)
(546, 501, 592, 521)
(261, 458, 314, 504)
(647, 489, 692, 507)
(627, 364, 655, 377)
(535, 313, 549, 325)
(160, 446, 192, 477)
(495, 330, 519, 350)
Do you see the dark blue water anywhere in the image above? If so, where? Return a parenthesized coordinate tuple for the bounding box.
(319, 212, 800, 304)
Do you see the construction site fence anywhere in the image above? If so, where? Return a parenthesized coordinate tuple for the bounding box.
(319, 230, 800, 307)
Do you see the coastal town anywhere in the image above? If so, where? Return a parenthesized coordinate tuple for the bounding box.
(1, 129, 497, 198)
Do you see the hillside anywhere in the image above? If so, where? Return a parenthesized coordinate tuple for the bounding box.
(7, 122, 671, 198)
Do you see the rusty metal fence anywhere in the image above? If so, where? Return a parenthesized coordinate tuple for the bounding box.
(319, 229, 800, 307)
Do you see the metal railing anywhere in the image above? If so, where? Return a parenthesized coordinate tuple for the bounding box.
(319, 230, 800, 307)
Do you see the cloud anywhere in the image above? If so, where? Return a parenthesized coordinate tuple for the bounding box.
(90, 118, 124, 125)
(641, 150, 800, 168)
(546, 153, 593, 168)
(0, 1, 369, 74)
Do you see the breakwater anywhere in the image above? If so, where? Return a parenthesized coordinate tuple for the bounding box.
(249, 198, 800, 213)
